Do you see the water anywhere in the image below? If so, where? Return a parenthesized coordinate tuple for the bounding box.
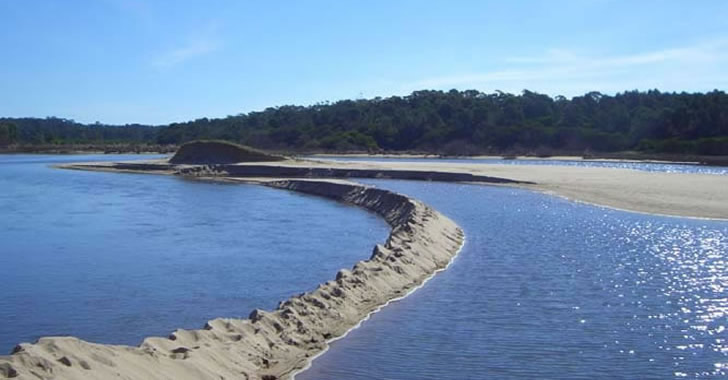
(298, 180, 728, 380)
(309, 156, 728, 175)
(0, 154, 389, 353)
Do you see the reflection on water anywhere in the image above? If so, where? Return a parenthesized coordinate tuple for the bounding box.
(627, 223, 728, 377)
(298, 180, 728, 380)
(309, 156, 728, 175)
(0, 155, 389, 352)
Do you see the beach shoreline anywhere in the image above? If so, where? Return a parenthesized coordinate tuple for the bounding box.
(4, 149, 725, 167)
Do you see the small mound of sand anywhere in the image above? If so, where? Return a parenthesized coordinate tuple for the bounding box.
(169, 140, 285, 164)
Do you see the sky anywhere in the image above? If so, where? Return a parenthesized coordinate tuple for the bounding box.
(1, 0, 728, 125)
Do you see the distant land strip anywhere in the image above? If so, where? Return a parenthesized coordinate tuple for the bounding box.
(2, 89, 728, 161)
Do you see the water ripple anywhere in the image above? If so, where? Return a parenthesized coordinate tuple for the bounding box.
(298, 180, 728, 380)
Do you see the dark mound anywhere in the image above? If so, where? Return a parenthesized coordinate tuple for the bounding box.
(169, 140, 286, 164)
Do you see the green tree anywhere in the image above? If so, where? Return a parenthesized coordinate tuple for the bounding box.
(0, 122, 17, 145)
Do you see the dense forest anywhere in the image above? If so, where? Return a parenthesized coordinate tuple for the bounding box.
(3, 89, 728, 156)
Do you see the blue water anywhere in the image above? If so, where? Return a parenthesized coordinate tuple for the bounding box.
(309, 156, 728, 175)
(0, 154, 389, 353)
(298, 180, 728, 380)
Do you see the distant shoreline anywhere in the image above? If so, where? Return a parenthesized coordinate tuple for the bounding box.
(0, 144, 176, 155)
(306, 151, 728, 167)
(4, 146, 728, 167)
(306, 153, 708, 166)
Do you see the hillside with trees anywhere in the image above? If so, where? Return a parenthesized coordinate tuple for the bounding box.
(0, 121, 17, 146)
(3, 89, 728, 156)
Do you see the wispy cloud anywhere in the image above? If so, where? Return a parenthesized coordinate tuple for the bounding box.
(152, 38, 222, 68)
(403, 39, 728, 96)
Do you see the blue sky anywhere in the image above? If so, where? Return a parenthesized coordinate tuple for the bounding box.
(1, 0, 727, 125)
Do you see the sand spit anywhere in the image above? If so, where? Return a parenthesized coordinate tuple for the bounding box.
(59, 158, 728, 219)
(0, 179, 464, 380)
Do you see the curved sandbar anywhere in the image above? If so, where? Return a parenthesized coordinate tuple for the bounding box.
(0, 179, 464, 380)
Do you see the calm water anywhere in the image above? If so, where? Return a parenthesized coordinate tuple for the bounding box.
(0, 154, 389, 352)
(299, 180, 728, 380)
(309, 156, 728, 175)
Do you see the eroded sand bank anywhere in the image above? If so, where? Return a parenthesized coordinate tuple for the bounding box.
(0, 178, 464, 380)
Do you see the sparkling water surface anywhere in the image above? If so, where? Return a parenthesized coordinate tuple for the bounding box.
(309, 156, 728, 175)
(0, 154, 389, 352)
(298, 180, 728, 380)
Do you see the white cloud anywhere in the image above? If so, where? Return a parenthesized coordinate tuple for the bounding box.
(401, 39, 728, 96)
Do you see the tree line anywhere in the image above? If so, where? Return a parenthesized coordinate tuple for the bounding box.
(0, 122, 17, 146)
(3, 89, 728, 155)
(0, 118, 155, 146)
